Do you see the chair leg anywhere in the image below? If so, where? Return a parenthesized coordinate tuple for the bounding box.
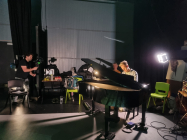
(79, 94, 80, 105)
(68, 92, 71, 100)
(166, 98, 170, 108)
(137, 106, 139, 116)
(65, 90, 69, 104)
(147, 97, 151, 109)
(9, 95, 12, 114)
(5, 94, 9, 108)
(41, 89, 44, 104)
(23, 95, 25, 104)
(133, 108, 135, 119)
(81, 94, 83, 101)
(153, 98, 156, 106)
(162, 98, 166, 113)
(79, 94, 83, 105)
(27, 94, 30, 108)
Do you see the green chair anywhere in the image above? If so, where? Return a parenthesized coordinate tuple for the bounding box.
(147, 82, 170, 113)
(65, 77, 83, 105)
(65, 88, 83, 104)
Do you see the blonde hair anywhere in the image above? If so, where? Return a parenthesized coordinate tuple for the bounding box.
(119, 60, 128, 67)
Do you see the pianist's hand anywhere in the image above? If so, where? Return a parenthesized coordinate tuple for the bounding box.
(113, 63, 118, 70)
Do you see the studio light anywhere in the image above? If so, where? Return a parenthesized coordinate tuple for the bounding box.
(142, 84, 149, 88)
(157, 53, 168, 63)
(87, 85, 90, 90)
(94, 71, 99, 75)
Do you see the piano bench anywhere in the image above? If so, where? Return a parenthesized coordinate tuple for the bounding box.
(65, 88, 83, 104)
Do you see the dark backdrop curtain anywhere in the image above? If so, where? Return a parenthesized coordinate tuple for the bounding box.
(134, 0, 187, 92)
(8, 0, 31, 55)
(7, 0, 38, 97)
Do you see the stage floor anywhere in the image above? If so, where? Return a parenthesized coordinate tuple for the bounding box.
(0, 89, 186, 140)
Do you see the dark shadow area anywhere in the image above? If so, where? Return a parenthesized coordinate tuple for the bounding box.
(115, 1, 134, 67)
(0, 42, 15, 84)
(133, 131, 142, 140)
(134, 0, 187, 92)
(0, 87, 105, 115)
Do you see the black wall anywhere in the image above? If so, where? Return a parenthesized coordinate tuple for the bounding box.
(0, 42, 15, 84)
(134, 0, 187, 91)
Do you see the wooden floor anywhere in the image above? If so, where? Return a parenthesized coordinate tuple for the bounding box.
(0, 88, 186, 140)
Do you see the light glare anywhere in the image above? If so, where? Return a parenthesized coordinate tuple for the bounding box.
(157, 53, 168, 63)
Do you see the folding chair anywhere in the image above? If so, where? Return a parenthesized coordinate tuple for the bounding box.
(5, 79, 30, 113)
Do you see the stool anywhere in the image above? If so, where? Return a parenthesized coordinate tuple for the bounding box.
(65, 88, 83, 104)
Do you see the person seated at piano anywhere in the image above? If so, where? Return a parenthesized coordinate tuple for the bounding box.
(119, 60, 138, 82)
(118, 60, 138, 113)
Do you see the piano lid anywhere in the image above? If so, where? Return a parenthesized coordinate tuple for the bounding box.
(81, 58, 142, 90)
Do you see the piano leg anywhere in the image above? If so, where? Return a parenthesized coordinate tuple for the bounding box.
(123, 109, 131, 124)
(101, 105, 115, 140)
(113, 107, 119, 118)
(134, 99, 148, 133)
(91, 96, 95, 114)
(90, 85, 100, 115)
(105, 105, 110, 136)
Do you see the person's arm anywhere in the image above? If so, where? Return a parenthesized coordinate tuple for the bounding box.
(133, 71, 138, 82)
(113, 63, 121, 74)
(21, 66, 38, 72)
(30, 71, 36, 77)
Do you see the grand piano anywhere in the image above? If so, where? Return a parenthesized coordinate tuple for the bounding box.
(79, 58, 150, 139)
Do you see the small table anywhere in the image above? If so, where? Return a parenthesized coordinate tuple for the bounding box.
(178, 90, 187, 122)
(41, 80, 64, 104)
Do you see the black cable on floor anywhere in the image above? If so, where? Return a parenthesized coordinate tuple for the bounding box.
(146, 121, 187, 140)
(150, 121, 166, 129)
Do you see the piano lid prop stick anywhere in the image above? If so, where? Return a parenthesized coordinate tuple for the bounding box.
(104, 36, 124, 43)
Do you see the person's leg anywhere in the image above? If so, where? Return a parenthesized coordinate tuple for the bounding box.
(23, 78, 29, 100)
(13, 77, 22, 102)
(71, 92, 74, 102)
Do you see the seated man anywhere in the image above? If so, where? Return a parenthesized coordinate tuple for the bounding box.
(118, 60, 138, 123)
(119, 60, 138, 82)
(113, 61, 138, 114)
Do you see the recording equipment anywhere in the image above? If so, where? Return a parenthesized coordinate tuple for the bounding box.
(44, 64, 60, 76)
(33, 57, 44, 67)
(32, 57, 44, 74)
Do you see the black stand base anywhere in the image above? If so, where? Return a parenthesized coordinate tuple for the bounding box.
(133, 124, 148, 133)
(101, 131, 115, 140)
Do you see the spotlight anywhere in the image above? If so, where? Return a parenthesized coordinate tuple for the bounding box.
(87, 85, 90, 90)
(157, 53, 168, 63)
(94, 71, 99, 75)
(142, 84, 149, 88)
